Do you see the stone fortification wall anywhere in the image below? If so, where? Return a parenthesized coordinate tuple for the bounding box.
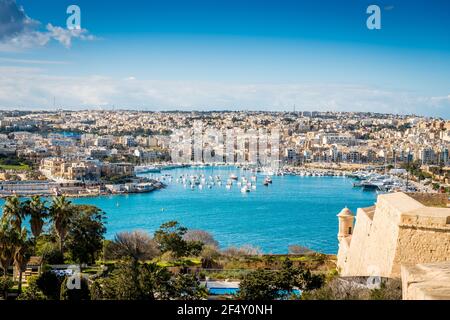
(338, 193, 450, 278)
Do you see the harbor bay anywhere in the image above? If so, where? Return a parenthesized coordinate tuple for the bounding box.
(66, 166, 376, 254)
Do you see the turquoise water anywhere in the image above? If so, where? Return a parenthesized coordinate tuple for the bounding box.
(67, 166, 376, 254)
(0, 166, 376, 254)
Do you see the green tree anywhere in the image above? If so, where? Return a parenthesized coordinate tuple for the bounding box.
(37, 241, 64, 265)
(0, 222, 13, 278)
(13, 227, 33, 293)
(238, 259, 325, 300)
(2, 196, 24, 232)
(296, 269, 325, 291)
(0, 220, 21, 278)
(90, 260, 206, 300)
(65, 205, 106, 267)
(49, 196, 74, 256)
(238, 270, 279, 300)
(91, 260, 167, 300)
(154, 221, 189, 258)
(172, 273, 207, 300)
(139, 262, 175, 300)
(186, 241, 204, 257)
(23, 196, 48, 239)
(275, 259, 297, 294)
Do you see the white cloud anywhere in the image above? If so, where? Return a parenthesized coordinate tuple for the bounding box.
(0, 67, 448, 118)
(0, 0, 94, 51)
(45, 24, 95, 48)
(0, 57, 69, 64)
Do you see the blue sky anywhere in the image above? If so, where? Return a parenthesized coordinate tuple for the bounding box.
(0, 0, 449, 118)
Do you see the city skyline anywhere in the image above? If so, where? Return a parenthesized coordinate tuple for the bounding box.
(0, 0, 449, 118)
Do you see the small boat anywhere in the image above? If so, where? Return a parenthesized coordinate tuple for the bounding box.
(230, 174, 238, 180)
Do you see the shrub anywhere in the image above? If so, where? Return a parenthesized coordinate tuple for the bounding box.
(200, 245, 220, 269)
(105, 230, 160, 262)
(60, 275, 91, 300)
(222, 245, 262, 258)
(0, 277, 14, 300)
(183, 230, 219, 247)
(370, 279, 402, 300)
(288, 245, 315, 255)
(301, 278, 370, 300)
(160, 250, 178, 263)
(36, 270, 63, 300)
(17, 276, 47, 300)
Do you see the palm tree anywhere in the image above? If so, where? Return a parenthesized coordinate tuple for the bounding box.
(0, 220, 20, 279)
(23, 196, 48, 239)
(0, 221, 20, 299)
(13, 228, 31, 293)
(49, 196, 74, 256)
(2, 196, 24, 232)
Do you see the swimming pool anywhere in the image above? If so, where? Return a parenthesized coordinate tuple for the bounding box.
(208, 287, 301, 296)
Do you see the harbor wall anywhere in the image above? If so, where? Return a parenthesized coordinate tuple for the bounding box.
(338, 193, 450, 278)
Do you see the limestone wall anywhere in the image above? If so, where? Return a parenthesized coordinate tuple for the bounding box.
(338, 193, 450, 278)
(393, 208, 450, 276)
(336, 236, 350, 270)
(402, 262, 450, 300)
(338, 206, 374, 275)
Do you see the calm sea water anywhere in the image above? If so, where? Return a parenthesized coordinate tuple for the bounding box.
(67, 166, 376, 254)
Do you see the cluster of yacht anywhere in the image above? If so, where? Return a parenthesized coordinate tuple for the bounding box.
(152, 172, 274, 193)
(351, 171, 417, 194)
(134, 164, 190, 174)
(286, 169, 349, 177)
(241, 166, 349, 178)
